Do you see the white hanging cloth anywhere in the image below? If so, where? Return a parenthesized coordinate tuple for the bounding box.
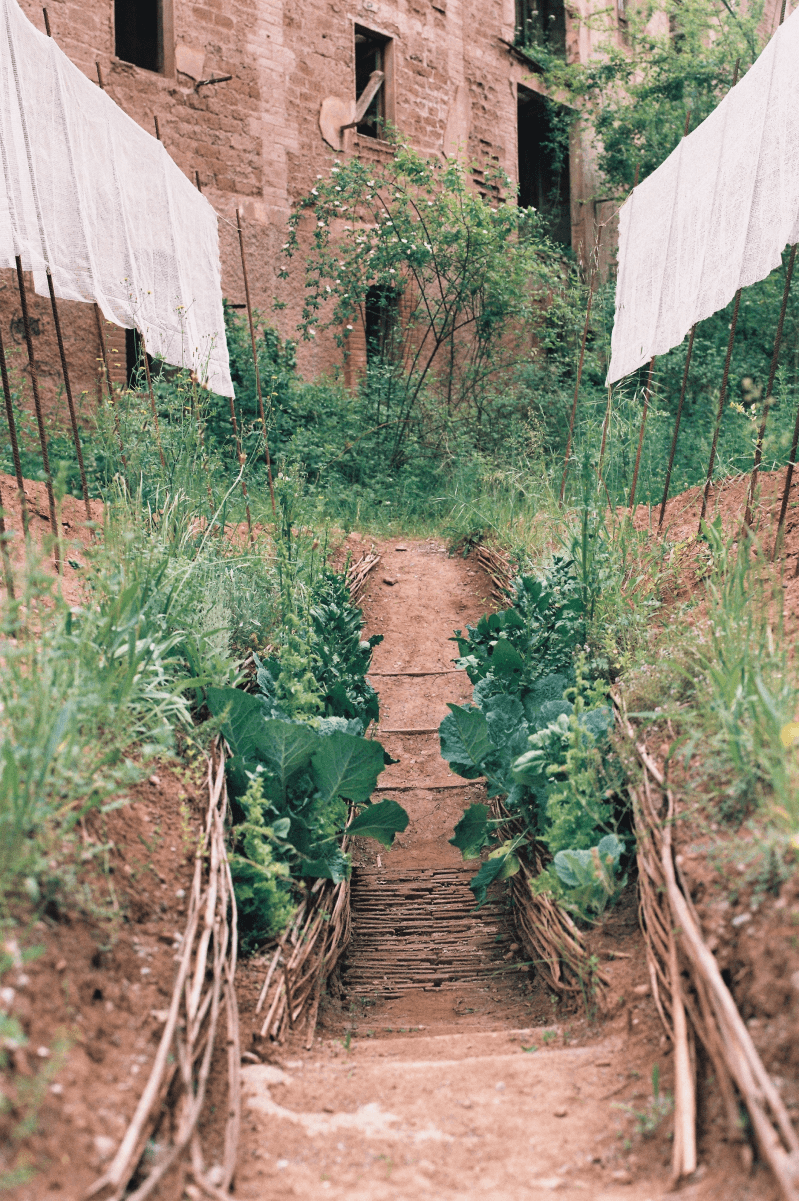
(0, 0, 233, 397)
(607, 7, 799, 386)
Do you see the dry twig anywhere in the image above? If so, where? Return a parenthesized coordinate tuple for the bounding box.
(85, 742, 241, 1200)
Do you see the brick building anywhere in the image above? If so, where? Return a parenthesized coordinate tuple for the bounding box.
(1, 0, 784, 413)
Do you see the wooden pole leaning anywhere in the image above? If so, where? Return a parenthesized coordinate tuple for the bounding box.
(658, 324, 696, 530)
(628, 355, 656, 512)
(744, 244, 796, 532)
(14, 256, 60, 568)
(560, 225, 602, 503)
(699, 286, 742, 528)
(45, 272, 92, 520)
(236, 208, 276, 514)
(0, 325, 29, 536)
(138, 332, 167, 471)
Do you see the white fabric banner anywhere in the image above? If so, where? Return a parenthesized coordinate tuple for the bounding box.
(607, 8, 799, 386)
(0, 0, 233, 396)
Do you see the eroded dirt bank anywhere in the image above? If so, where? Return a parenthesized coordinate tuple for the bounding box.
(233, 539, 772, 1201)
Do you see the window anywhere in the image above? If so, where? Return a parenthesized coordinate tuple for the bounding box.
(115, 0, 164, 73)
(364, 285, 396, 363)
(354, 27, 391, 139)
(517, 87, 571, 246)
(514, 0, 566, 56)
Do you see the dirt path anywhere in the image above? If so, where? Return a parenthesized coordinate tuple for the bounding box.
(235, 540, 764, 1201)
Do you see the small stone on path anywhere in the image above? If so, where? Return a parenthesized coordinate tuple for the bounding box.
(382, 577, 399, 586)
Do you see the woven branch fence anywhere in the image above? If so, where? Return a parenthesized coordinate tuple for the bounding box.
(86, 742, 241, 1201)
(614, 694, 799, 1198)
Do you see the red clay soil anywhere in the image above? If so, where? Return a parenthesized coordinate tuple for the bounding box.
(233, 538, 772, 1201)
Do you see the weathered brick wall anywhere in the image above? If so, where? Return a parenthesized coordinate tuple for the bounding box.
(2, 0, 604, 432)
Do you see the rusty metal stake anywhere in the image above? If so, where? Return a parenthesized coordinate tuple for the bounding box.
(15, 256, 59, 568)
(560, 226, 603, 503)
(0, 476, 15, 598)
(46, 272, 91, 520)
(629, 356, 656, 512)
(0, 325, 29, 536)
(699, 287, 742, 527)
(138, 331, 167, 470)
(658, 324, 697, 530)
(93, 303, 127, 468)
(745, 252, 797, 533)
(236, 208, 276, 514)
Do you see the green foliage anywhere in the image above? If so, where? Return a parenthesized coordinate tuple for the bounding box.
(206, 683, 408, 941)
(534, 833, 626, 922)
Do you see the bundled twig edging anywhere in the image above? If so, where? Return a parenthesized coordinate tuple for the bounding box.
(255, 868, 352, 1050)
(493, 801, 609, 1005)
(85, 741, 241, 1201)
(346, 550, 381, 605)
(474, 543, 514, 602)
(614, 694, 799, 1198)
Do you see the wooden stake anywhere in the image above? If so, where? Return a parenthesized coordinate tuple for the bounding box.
(699, 287, 741, 527)
(14, 256, 59, 567)
(628, 356, 655, 512)
(0, 325, 29, 535)
(46, 272, 91, 520)
(236, 208, 276, 514)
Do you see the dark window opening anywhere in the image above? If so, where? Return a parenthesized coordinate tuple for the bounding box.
(355, 27, 387, 139)
(517, 87, 571, 247)
(115, 0, 163, 73)
(364, 286, 396, 363)
(515, 0, 566, 56)
(125, 327, 155, 389)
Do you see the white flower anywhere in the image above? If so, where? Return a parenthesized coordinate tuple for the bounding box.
(401, 238, 407, 243)
(367, 179, 375, 185)
(317, 220, 325, 227)
(311, 187, 318, 195)
(346, 324, 353, 330)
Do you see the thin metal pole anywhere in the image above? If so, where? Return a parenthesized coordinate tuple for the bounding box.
(236, 208, 276, 514)
(628, 356, 655, 511)
(597, 384, 613, 479)
(228, 394, 253, 538)
(137, 332, 167, 470)
(195, 170, 202, 193)
(560, 226, 602, 503)
(773, 401, 799, 562)
(46, 272, 91, 520)
(153, 114, 161, 142)
(95, 61, 105, 89)
(0, 325, 29, 535)
(0, 476, 15, 598)
(699, 288, 742, 526)
(15, 256, 59, 566)
(744, 244, 796, 530)
(93, 303, 127, 468)
(658, 324, 696, 530)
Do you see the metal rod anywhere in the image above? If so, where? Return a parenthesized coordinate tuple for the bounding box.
(699, 287, 742, 526)
(658, 324, 697, 530)
(236, 209, 276, 514)
(597, 385, 613, 479)
(46, 272, 91, 520)
(0, 476, 16, 598)
(153, 114, 161, 142)
(93, 303, 127, 468)
(0, 325, 29, 535)
(560, 226, 602, 503)
(138, 331, 167, 470)
(773, 404, 799, 562)
(95, 61, 105, 89)
(41, 6, 51, 35)
(744, 244, 796, 530)
(227, 395, 253, 538)
(15, 256, 59, 566)
(629, 356, 656, 512)
(195, 170, 202, 193)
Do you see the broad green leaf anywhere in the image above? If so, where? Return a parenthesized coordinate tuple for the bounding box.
(300, 846, 351, 883)
(346, 798, 409, 846)
(206, 686, 271, 763)
(439, 704, 493, 779)
(489, 638, 525, 682)
(469, 856, 506, 908)
(449, 803, 490, 860)
(311, 731, 385, 804)
(259, 720, 319, 797)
